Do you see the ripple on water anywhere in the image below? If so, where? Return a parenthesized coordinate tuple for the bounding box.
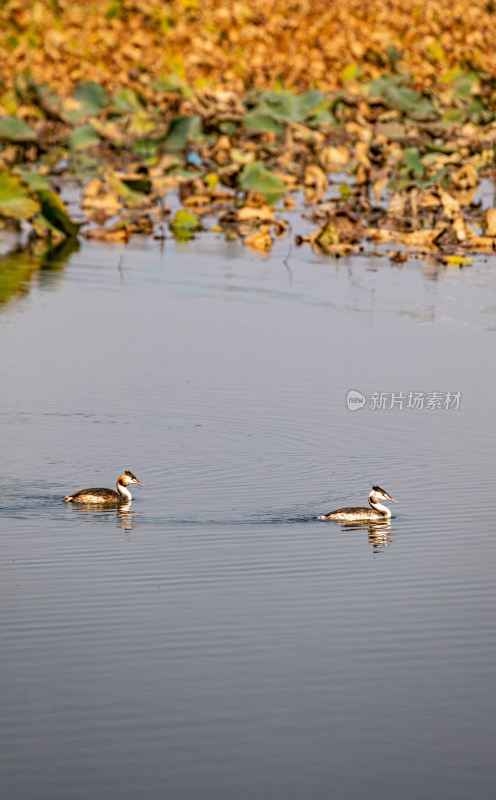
(2, 239, 496, 800)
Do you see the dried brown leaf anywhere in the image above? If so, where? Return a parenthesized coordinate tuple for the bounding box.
(243, 226, 273, 251)
(397, 229, 440, 249)
(387, 192, 407, 217)
(320, 146, 350, 170)
(327, 211, 365, 243)
(355, 164, 369, 185)
(451, 215, 476, 242)
(273, 219, 289, 238)
(289, 123, 325, 146)
(367, 228, 394, 243)
(371, 177, 388, 202)
(83, 179, 103, 200)
(355, 141, 372, 166)
(237, 205, 275, 223)
(82, 191, 123, 215)
(451, 164, 479, 191)
(304, 164, 328, 204)
(483, 208, 496, 236)
(211, 135, 232, 166)
(183, 195, 213, 208)
(83, 227, 129, 242)
(439, 189, 461, 220)
(459, 236, 496, 252)
(419, 192, 442, 210)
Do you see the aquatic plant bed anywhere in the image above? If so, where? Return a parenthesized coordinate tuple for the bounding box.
(1, 0, 496, 262)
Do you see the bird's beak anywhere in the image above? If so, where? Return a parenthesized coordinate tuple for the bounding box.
(388, 497, 398, 502)
(135, 480, 144, 485)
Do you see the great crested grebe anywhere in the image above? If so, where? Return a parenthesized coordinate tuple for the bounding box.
(318, 485, 397, 521)
(63, 471, 143, 504)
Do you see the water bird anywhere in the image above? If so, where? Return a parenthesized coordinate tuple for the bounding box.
(318, 485, 397, 521)
(63, 471, 143, 504)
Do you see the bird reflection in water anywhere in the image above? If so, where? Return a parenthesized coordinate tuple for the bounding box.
(115, 503, 143, 531)
(339, 518, 394, 552)
(66, 502, 141, 531)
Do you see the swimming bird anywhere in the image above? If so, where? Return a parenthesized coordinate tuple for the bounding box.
(318, 485, 397, 521)
(63, 471, 143, 504)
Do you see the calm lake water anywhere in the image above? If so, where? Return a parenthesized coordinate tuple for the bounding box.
(1, 224, 496, 800)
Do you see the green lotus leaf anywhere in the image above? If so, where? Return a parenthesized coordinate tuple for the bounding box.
(34, 189, 80, 237)
(111, 87, 145, 113)
(72, 82, 107, 115)
(68, 124, 101, 150)
(0, 170, 40, 219)
(239, 162, 287, 205)
(109, 176, 152, 208)
(16, 169, 51, 191)
(170, 209, 201, 239)
(402, 147, 425, 179)
(243, 111, 285, 135)
(0, 115, 37, 142)
(165, 115, 202, 150)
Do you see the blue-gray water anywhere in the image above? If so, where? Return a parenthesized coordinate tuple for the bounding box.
(1, 230, 496, 799)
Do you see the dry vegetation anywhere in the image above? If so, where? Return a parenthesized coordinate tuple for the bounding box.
(2, 0, 496, 98)
(1, 0, 496, 261)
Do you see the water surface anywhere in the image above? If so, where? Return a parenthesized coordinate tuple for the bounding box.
(1, 231, 496, 799)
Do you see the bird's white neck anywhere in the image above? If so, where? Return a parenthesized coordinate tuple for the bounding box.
(117, 481, 132, 501)
(369, 498, 391, 517)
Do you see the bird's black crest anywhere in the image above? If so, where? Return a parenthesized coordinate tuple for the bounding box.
(124, 470, 138, 480)
(372, 485, 387, 494)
